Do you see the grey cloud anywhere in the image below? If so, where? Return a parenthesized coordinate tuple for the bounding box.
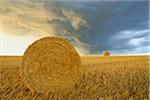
(0, 0, 91, 55)
(110, 45, 150, 55)
(1, 0, 149, 55)
(116, 29, 150, 39)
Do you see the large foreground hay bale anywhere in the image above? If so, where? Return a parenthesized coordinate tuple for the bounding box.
(21, 37, 81, 93)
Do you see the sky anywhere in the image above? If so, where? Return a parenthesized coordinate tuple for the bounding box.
(0, 0, 149, 56)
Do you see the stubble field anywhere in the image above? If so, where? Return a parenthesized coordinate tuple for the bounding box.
(0, 56, 149, 100)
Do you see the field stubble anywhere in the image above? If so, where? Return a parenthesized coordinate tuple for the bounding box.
(0, 56, 149, 100)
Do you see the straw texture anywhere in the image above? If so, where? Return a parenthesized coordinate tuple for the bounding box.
(21, 37, 81, 93)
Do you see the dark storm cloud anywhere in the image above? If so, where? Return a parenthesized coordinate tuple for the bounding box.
(54, 1, 149, 55)
(1, 0, 149, 55)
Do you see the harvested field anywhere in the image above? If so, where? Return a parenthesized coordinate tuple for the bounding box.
(0, 56, 149, 99)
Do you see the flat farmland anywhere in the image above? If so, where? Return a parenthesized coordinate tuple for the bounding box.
(0, 56, 149, 99)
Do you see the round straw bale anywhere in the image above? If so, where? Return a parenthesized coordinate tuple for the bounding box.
(21, 37, 81, 93)
(103, 51, 110, 56)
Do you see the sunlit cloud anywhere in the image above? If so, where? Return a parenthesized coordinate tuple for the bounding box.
(62, 9, 89, 31)
(0, 0, 149, 55)
(1, 33, 45, 55)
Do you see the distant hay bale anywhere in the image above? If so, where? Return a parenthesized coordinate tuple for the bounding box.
(21, 37, 81, 93)
(103, 51, 110, 56)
